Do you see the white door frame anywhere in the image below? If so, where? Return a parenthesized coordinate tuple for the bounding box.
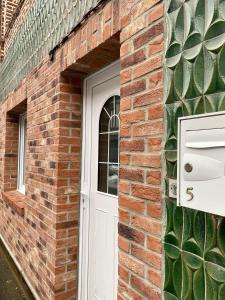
(78, 61, 120, 300)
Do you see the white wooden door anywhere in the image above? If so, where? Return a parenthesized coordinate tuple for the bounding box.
(79, 62, 120, 300)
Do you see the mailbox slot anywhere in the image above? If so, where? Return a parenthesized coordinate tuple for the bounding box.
(186, 127, 225, 149)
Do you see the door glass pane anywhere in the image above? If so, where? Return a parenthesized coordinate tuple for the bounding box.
(109, 133, 118, 163)
(108, 164, 118, 195)
(98, 163, 107, 193)
(99, 134, 108, 162)
(104, 97, 114, 116)
(115, 96, 120, 115)
(110, 115, 119, 131)
(98, 95, 120, 195)
(99, 110, 109, 133)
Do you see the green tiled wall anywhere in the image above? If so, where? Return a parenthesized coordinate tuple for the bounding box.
(164, 0, 225, 299)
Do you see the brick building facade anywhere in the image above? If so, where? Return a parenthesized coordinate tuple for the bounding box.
(1, 0, 167, 299)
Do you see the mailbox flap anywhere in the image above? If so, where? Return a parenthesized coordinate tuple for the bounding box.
(183, 153, 224, 181)
(186, 127, 225, 149)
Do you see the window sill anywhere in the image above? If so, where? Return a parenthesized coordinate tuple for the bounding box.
(2, 191, 26, 217)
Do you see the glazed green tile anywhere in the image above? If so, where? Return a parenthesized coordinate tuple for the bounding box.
(165, 243, 181, 260)
(183, 32, 202, 61)
(182, 97, 204, 116)
(173, 206, 184, 247)
(181, 208, 205, 257)
(173, 256, 183, 298)
(205, 272, 218, 300)
(166, 160, 177, 178)
(166, 103, 183, 135)
(205, 249, 225, 268)
(193, 47, 216, 94)
(182, 251, 203, 270)
(193, 267, 205, 300)
(174, 57, 192, 99)
(165, 255, 182, 296)
(205, 20, 225, 51)
(192, 211, 205, 254)
(218, 283, 225, 300)
(165, 198, 177, 234)
(205, 262, 225, 283)
(165, 232, 179, 247)
(218, 218, 225, 256)
(165, 136, 177, 151)
(174, 4, 191, 46)
(164, 0, 225, 298)
(165, 151, 177, 164)
(182, 207, 193, 244)
(164, 255, 173, 292)
(166, 42, 182, 69)
(165, 103, 182, 149)
(205, 213, 217, 253)
(218, 44, 225, 83)
(219, 0, 225, 19)
(165, 178, 169, 198)
(204, 94, 224, 113)
(194, 0, 215, 35)
(166, 0, 183, 14)
(165, 68, 178, 104)
(164, 291, 179, 300)
(182, 263, 193, 300)
(183, 239, 202, 257)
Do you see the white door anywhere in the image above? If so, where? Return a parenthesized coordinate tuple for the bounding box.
(79, 62, 120, 300)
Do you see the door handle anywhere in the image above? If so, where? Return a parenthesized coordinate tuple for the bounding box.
(81, 190, 88, 209)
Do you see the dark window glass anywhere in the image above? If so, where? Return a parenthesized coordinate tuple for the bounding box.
(99, 109, 109, 133)
(98, 163, 107, 193)
(109, 133, 118, 163)
(98, 96, 120, 195)
(99, 134, 108, 162)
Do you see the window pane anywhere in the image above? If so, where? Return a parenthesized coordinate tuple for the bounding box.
(109, 133, 118, 163)
(98, 163, 107, 193)
(18, 113, 27, 194)
(115, 96, 120, 115)
(99, 134, 108, 162)
(104, 97, 114, 116)
(23, 118, 27, 186)
(110, 115, 119, 131)
(98, 95, 120, 196)
(108, 164, 118, 195)
(99, 109, 109, 133)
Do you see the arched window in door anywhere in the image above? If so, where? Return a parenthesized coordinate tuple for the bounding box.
(98, 95, 120, 196)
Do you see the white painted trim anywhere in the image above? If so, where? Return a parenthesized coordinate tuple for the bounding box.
(0, 234, 41, 300)
(78, 60, 120, 300)
(17, 113, 27, 194)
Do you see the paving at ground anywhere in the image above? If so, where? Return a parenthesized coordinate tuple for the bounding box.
(0, 240, 34, 300)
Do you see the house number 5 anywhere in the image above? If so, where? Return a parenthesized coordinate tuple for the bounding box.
(186, 187, 194, 201)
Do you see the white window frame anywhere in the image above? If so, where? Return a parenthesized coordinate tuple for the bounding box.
(17, 113, 27, 194)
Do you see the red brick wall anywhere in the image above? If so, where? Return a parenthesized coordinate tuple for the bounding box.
(0, 1, 120, 299)
(118, 0, 164, 299)
(0, 0, 164, 299)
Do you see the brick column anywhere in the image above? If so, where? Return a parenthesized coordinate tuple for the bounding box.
(119, 0, 164, 299)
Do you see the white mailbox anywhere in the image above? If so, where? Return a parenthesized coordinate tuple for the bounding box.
(178, 112, 225, 217)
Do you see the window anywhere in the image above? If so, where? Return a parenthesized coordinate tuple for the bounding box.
(17, 113, 27, 194)
(98, 95, 120, 196)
